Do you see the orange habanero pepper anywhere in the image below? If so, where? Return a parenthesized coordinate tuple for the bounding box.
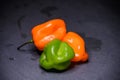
(62, 32, 88, 62)
(31, 19, 66, 50)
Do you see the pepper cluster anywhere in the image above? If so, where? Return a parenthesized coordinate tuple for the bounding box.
(18, 19, 88, 71)
(31, 19, 88, 70)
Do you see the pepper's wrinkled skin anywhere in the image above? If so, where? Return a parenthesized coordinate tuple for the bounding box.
(32, 19, 66, 50)
(63, 32, 88, 62)
(39, 39, 74, 70)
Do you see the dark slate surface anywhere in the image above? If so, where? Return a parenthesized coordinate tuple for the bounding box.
(0, 0, 120, 80)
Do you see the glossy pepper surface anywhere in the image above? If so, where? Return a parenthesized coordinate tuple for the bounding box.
(63, 32, 88, 62)
(39, 39, 74, 70)
(31, 19, 66, 50)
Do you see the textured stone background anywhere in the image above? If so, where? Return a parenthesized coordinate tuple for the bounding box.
(0, 0, 120, 80)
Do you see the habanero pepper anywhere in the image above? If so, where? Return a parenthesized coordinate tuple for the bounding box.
(17, 19, 66, 50)
(62, 32, 88, 62)
(39, 39, 74, 70)
(31, 19, 66, 50)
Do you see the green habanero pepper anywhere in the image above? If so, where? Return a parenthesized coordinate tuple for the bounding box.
(39, 39, 75, 70)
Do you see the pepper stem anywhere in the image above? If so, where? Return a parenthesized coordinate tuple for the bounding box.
(17, 40, 33, 50)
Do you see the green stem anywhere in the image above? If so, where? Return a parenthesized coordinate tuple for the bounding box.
(17, 40, 33, 50)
